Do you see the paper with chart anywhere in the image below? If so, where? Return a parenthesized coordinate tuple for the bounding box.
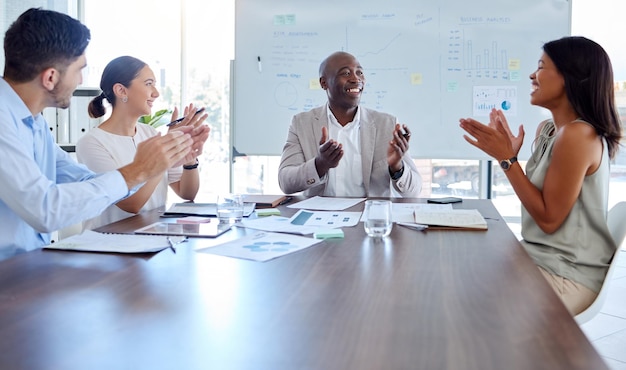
(241, 210, 361, 235)
(289, 209, 361, 227)
(240, 215, 321, 235)
(199, 231, 322, 262)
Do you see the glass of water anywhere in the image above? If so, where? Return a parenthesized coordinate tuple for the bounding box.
(363, 200, 393, 238)
(217, 194, 244, 224)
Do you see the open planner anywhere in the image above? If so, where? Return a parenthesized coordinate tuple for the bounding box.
(413, 209, 488, 230)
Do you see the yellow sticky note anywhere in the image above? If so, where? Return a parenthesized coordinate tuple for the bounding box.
(309, 78, 321, 89)
(410, 73, 423, 85)
(508, 59, 521, 70)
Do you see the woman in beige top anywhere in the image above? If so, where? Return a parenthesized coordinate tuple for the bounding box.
(459, 36, 622, 315)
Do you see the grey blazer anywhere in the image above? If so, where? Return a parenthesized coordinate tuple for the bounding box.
(278, 105, 422, 197)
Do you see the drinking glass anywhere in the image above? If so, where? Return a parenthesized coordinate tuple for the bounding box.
(363, 200, 393, 237)
(217, 194, 244, 224)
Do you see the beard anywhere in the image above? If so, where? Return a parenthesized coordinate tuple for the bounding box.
(50, 87, 72, 109)
(49, 83, 72, 109)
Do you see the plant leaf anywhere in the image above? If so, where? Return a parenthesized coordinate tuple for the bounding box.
(138, 109, 172, 127)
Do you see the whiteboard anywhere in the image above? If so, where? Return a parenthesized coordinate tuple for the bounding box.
(234, 0, 571, 159)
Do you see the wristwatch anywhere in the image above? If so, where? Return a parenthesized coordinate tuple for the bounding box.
(389, 165, 404, 180)
(499, 156, 518, 171)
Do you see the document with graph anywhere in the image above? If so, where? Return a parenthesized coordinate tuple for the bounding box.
(198, 231, 322, 262)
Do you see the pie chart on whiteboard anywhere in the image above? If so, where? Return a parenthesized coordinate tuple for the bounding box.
(274, 82, 298, 107)
(501, 100, 512, 110)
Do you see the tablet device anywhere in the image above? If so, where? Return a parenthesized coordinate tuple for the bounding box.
(427, 197, 463, 204)
(163, 202, 256, 217)
(135, 222, 231, 238)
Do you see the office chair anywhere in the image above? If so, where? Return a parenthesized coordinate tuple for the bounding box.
(575, 201, 626, 325)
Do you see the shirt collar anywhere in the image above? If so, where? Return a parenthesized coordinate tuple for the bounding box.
(0, 77, 44, 130)
(325, 103, 361, 129)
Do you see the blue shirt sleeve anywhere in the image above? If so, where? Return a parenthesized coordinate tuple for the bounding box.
(0, 78, 132, 253)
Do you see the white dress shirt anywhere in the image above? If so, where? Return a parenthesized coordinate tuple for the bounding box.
(324, 106, 366, 197)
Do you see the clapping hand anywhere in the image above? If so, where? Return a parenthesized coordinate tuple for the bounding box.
(314, 126, 343, 178)
(168, 104, 210, 166)
(460, 108, 524, 160)
(387, 123, 411, 172)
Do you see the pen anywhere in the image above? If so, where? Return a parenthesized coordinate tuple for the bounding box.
(278, 196, 292, 206)
(257, 56, 262, 73)
(167, 236, 177, 253)
(167, 236, 188, 253)
(397, 222, 428, 231)
(166, 107, 206, 127)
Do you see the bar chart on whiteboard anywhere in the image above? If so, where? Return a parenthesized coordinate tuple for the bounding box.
(473, 86, 518, 117)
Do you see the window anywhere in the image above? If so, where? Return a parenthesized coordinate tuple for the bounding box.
(81, 0, 626, 218)
(83, 0, 234, 201)
(1, 1, 75, 68)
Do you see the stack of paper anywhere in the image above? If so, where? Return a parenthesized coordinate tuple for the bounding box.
(413, 209, 488, 230)
(45, 230, 170, 253)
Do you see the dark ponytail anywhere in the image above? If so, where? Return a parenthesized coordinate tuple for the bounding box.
(89, 56, 147, 118)
(87, 92, 107, 118)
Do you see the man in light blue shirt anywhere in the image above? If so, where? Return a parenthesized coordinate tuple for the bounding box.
(0, 9, 204, 260)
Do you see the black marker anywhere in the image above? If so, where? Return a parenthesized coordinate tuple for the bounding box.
(166, 107, 206, 127)
(257, 56, 262, 73)
(278, 196, 292, 206)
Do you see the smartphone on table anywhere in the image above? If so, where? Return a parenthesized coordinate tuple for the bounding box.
(427, 197, 462, 204)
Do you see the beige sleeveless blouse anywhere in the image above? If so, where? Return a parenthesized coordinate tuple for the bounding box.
(520, 120, 616, 293)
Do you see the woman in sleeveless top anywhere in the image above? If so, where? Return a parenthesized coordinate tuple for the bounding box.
(459, 36, 622, 315)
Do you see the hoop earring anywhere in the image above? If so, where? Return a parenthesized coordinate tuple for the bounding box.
(122, 96, 128, 103)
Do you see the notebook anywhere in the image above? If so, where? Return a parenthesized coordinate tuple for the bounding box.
(45, 230, 170, 253)
(413, 209, 488, 230)
(135, 221, 232, 238)
(163, 202, 256, 217)
(242, 194, 291, 208)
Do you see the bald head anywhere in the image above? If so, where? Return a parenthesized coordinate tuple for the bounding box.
(319, 51, 358, 78)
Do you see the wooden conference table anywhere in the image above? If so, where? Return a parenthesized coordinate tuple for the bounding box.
(0, 198, 607, 370)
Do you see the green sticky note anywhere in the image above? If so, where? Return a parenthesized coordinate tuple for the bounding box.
(314, 228, 344, 239)
(256, 208, 281, 216)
